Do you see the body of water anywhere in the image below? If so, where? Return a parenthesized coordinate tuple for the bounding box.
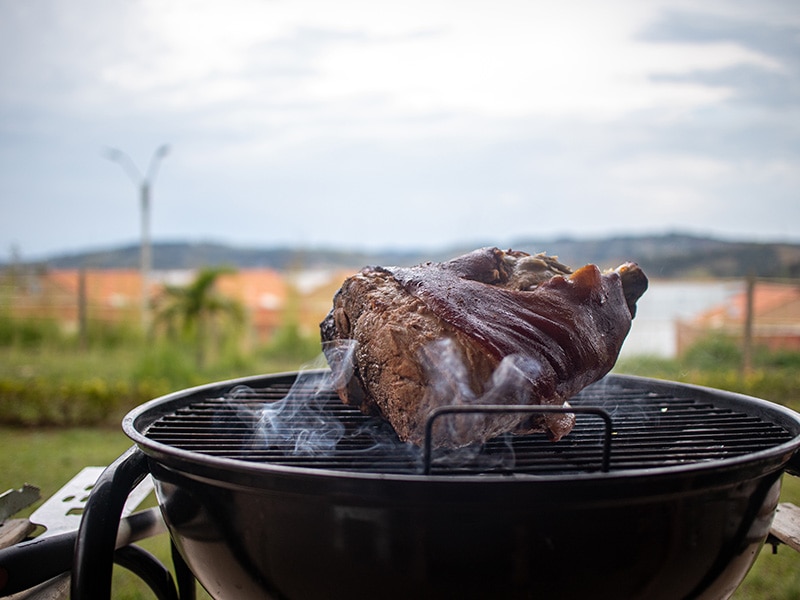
(620, 280, 744, 358)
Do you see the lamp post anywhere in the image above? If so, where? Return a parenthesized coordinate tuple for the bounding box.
(103, 144, 170, 329)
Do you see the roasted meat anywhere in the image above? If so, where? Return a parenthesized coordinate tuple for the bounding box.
(320, 247, 648, 448)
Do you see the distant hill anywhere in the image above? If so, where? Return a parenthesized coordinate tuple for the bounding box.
(28, 241, 430, 272)
(10, 233, 800, 279)
(509, 233, 800, 279)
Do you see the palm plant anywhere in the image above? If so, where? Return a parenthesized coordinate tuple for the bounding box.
(152, 267, 245, 368)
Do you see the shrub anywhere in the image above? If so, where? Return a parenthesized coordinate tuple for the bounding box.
(681, 333, 741, 370)
(0, 314, 64, 348)
(760, 348, 800, 370)
(132, 344, 199, 389)
(260, 321, 321, 363)
(82, 319, 144, 350)
(0, 376, 164, 427)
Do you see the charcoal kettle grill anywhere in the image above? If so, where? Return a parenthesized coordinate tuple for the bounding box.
(69, 370, 800, 600)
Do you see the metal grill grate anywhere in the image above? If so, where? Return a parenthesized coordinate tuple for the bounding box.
(142, 373, 795, 476)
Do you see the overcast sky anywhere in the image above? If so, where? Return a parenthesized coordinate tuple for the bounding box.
(1, 0, 798, 261)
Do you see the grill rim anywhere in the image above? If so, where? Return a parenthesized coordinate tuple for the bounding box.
(122, 370, 800, 486)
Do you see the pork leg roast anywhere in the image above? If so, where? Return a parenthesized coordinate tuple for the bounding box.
(320, 247, 648, 448)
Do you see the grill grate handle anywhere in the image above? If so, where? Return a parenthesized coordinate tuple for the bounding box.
(422, 405, 614, 475)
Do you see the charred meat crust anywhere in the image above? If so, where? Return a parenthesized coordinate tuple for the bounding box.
(321, 247, 648, 448)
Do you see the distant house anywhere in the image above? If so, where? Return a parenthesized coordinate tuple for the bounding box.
(216, 269, 287, 342)
(676, 282, 800, 355)
(289, 269, 356, 337)
(1, 269, 147, 332)
(1, 266, 353, 344)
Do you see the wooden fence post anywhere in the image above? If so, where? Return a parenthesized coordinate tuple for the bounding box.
(742, 273, 755, 376)
(78, 267, 88, 350)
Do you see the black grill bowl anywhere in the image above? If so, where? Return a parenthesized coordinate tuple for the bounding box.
(114, 371, 800, 600)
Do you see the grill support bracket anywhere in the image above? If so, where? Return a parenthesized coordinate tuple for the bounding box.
(422, 405, 613, 475)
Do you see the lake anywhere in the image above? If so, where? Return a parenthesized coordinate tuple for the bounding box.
(620, 279, 744, 358)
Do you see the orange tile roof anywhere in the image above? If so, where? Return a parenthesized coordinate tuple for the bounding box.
(694, 283, 800, 325)
(47, 269, 145, 308)
(217, 269, 287, 310)
(42, 269, 288, 311)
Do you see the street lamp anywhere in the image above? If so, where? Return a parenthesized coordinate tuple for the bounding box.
(103, 144, 170, 329)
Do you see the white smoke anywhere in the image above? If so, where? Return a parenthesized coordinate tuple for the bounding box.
(250, 345, 354, 456)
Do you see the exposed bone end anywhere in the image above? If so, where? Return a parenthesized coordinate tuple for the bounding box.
(615, 262, 649, 318)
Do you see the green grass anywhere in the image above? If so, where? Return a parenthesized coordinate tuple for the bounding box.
(0, 339, 319, 389)
(0, 427, 133, 506)
(0, 323, 323, 427)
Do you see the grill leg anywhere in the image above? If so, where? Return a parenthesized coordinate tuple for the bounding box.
(71, 447, 149, 600)
(172, 540, 197, 600)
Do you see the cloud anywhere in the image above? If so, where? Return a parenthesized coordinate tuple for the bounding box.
(641, 9, 800, 108)
(1, 0, 799, 259)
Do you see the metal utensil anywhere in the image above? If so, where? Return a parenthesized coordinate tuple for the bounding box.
(0, 466, 166, 597)
(0, 486, 40, 525)
(28, 467, 152, 538)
